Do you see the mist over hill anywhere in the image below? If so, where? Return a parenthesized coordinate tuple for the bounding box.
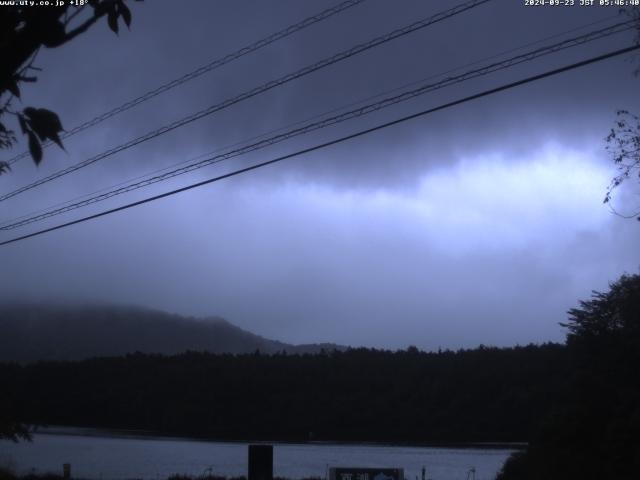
(0, 303, 344, 363)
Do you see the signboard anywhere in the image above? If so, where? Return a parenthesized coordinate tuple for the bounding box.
(330, 467, 404, 480)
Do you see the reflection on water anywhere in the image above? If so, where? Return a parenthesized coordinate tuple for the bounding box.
(0, 429, 515, 480)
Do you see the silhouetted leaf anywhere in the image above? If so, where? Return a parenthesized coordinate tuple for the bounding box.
(0, 122, 6, 133)
(27, 131, 42, 165)
(0, 161, 10, 175)
(17, 75, 37, 83)
(118, 1, 132, 28)
(23, 107, 65, 149)
(107, 9, 119, 34)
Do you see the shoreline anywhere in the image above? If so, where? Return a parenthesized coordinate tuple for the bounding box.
(32, 425, 526, 450)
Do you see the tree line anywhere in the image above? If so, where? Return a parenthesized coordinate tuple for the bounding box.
(1, 343, 567, 444)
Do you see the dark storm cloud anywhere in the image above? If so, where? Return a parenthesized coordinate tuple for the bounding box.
(6, 0, 637, 188)
(0, 0, 638, 349)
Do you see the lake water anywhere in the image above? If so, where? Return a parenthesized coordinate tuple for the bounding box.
(0, 429, 516, 480)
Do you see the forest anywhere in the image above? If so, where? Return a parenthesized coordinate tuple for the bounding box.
(0, 343, 565, 444)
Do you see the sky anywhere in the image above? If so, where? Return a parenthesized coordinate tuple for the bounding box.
(0, 0, 639, 350)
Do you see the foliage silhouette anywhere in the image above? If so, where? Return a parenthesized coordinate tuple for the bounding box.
(605, 110, 640, 220)
(0, 0, 138, 172)
(604, 7, 640, 220)
(0, 0, 139, 442)
(0, 343, 566, 444)
(497, 273, 640, 480)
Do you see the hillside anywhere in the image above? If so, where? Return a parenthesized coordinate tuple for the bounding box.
(0, 303, 344, 363)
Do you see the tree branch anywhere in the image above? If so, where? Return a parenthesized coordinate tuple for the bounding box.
(64, 5, 87, 28)
(58, 11, 103, 45)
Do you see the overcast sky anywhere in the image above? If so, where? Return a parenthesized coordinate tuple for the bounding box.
(1, 0, 639, 350)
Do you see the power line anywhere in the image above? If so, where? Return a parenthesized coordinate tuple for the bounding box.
(0, 13, 623, 230)
(0, 0, 492, 203)
(0, 19, 634, 231)
(4, 0, 368, 167)
(1, 43, 637, 247)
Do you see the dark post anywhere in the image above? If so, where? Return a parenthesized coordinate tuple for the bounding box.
(248, 444, 273, 480)
(62, 464, 71, 479)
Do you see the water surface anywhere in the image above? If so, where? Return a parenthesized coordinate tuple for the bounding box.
(0, 429, 515, 480)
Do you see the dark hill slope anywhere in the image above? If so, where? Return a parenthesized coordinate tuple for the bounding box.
(0, 303, 343, 362)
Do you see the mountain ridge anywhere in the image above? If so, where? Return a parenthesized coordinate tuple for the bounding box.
(0, 303, 346, 363)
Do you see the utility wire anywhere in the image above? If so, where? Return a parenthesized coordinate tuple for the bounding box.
(4, 0, 368, 166)
(0, 0, 492, 203)
(1, 43, 637, 247)
(0, 13, 623, 230)
(0, 20, 634, 231)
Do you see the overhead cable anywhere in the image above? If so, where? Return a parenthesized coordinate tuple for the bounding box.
(0, 20, 634, 231)
(0, 13, 624, 229)
(0, 0, 492, 202)
(1, 43, 637, 247)
(4, 0, 368, 166)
